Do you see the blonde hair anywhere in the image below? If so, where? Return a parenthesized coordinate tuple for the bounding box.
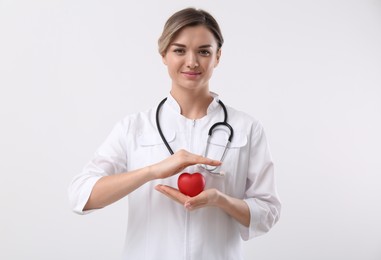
(158, 8, 224, 56)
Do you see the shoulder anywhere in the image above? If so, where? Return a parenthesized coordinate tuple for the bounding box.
(224, 105, 269, 149)
(115, 107, 157, 135)
(225, 105, 261, 130)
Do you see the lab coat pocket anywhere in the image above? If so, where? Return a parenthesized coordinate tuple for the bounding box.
(134, 131, 176, 166)
(137, 131, 176, 146)
(206, 131, 247, 162)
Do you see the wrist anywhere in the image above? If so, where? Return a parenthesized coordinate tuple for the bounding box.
(146, 164, 160, 180)
(214, 189, 226, 208)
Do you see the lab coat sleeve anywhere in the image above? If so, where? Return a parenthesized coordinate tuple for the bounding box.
(68, 120, 128, 215)
(239, 122, 281, 240)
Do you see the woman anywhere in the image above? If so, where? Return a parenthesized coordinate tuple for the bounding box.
(69, 7, 281, 259)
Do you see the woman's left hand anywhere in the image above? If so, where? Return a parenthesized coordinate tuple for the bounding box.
(155, 184, 250, 227)
(154, 184, 220, 210)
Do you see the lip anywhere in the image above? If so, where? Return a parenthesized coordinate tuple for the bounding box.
(181, 71, 202, 79)
(182, 71, 201, 75)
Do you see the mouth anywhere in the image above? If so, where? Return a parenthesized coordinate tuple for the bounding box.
(181, 71, 202, 76)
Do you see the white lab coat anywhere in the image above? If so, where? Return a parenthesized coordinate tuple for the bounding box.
(68, 93, 281, 260)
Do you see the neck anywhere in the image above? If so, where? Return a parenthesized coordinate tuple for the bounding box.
(170, 88, 213, 119)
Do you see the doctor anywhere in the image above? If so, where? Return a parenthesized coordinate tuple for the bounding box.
(69, 7, 281, 260)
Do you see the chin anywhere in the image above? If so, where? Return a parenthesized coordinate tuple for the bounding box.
(174, 81, 202, 90)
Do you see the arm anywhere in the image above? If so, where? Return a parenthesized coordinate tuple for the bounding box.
(155, 185, 250, 227)
(84, 150, 221, 211)
(83, 166, 153, 211)
(155, 121, 281, 236)
(213, 191, 250, 227)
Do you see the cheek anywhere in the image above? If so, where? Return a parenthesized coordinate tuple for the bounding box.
(165, 62, 181, 79)
(166, 58, 182, 70)
(202, 57, 218, 69)
(167, 63, 179, 74)
(205, 62, 217, 73)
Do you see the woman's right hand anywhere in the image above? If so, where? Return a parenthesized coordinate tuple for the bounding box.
(149, 149, 221, 179)
(82, 149, 220, 211)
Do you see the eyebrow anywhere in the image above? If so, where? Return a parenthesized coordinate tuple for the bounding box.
(171, 43, 213, 48)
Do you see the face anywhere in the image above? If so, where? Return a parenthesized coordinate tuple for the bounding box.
(162, 25, 221, 93)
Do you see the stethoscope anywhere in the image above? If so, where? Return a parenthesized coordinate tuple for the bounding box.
(156, 97, 234, 176)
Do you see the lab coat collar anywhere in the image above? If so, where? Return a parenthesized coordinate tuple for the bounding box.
(166, 92, 220, 116)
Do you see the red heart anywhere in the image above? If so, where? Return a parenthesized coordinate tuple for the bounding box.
(177, 172, 205, 197)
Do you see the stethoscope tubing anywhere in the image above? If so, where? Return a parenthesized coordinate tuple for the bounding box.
(156, 97, 234, 175)
(156, 97, 174, 155)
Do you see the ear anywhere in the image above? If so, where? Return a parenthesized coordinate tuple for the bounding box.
(162, 54, 167, 65)
(214, 49, 222, 68)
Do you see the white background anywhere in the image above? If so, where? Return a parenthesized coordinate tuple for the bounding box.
(1, 0, 381, 259)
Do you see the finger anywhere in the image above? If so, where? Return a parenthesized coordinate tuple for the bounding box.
(155, 185, 180, 202)
(155, 184, 189, 204)
(193, 155, 222, 166)
(176, 150, 221, 167)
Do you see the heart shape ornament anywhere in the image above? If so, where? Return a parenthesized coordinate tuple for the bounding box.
(177, 172, 205, 197)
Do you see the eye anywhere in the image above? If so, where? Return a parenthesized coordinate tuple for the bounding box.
(173, 48, 185, 55)
(199, 50, 211, 56)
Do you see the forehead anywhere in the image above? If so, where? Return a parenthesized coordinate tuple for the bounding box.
(171, 25, 218, 46)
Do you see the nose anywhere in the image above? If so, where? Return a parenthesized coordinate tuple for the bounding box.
(186, 52, 199, 69)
